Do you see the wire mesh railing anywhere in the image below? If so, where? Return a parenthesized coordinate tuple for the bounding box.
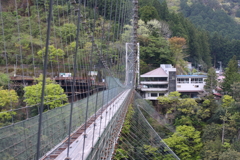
(0, 85, 125, 160)
(112, 91, 180, 160)
(86, 89, 133, 160)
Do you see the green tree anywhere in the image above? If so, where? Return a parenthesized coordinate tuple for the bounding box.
(202, 123, 221, 143)
(204, 67, 217, 94)
(220, 110, 232, 144)
(164, 125, 203, 159)
(57, 23, 77, 44)
(199, 32, 212, 68)
(159, 0, 170, 21)
(210, 32, 223, 67)
(197, 101, 211, 120)
(121, 20, 150, 42)
(34, 74, 52, 84)
(219, 149, 240, 160)
(37, 45, 65, 63)
(157, 91, 181, 114)
(174, 116, 194, 126)
(186, 24, 201, 66)
(0, 73, 10, 88)
(222, 55, 240, 95)
(139, 6, 160, 23)
(121, 105, 134, 135)
(178, 98, 198, 115)
(231, 82, 240, 102)
(220, 95, 235, 144)
(145, 19, 172, 38)
(177, 98, 211, 125)
(200, 95, 219, 117)
(0, 87, 19, 111)
(222, 95, 235, 108)
(140, 36, 172, 68)
(144, 145, 162, 160)
(140, 59, 149, 74)
(200, 137, 224, 160)
(143, 145, 175, 160)
(24, 75, 68, 113)
(168, 36, 188, 74)
(0, 88, 18, 126)
(114, 149, 128, 160)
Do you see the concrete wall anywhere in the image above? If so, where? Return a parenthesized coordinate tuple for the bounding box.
(168, 71, 176, 92)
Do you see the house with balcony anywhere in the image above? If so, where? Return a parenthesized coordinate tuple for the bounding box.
(139, 64, 176, 104)
(176, 75, 207, 98)
(139, 64, 208, 104)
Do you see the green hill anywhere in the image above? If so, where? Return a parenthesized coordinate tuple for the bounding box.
(167, 0, 240, 39)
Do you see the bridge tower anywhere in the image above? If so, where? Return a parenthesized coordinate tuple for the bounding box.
(125, 43, 140, 87)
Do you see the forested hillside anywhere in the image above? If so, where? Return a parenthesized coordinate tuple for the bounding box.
(138, 0, 213, 72)
(164, 0, 240, 67)
(0, 0, 132, 73)
(180, 0, 240, 40)
(1, 0, 240, 72)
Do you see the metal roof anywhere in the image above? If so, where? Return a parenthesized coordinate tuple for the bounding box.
(177, 75, 207, 78)
(141, 67, 168, 77)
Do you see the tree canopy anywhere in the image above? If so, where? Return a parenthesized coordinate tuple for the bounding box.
(204, 67, 217, 94)
(24, 75, 68, 111)
(0, 88, 18, 126)
(0, 73, 10, 88)
(222, 56, 240, 94)
(37, 45, 65, 63)
(139, 6, 160, 23)
(164, 125, 203, 160)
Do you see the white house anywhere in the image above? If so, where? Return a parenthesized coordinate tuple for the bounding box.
(139, 64, 207, 103)
(176, 75, 207, 98)
(139, 64, 176, 101)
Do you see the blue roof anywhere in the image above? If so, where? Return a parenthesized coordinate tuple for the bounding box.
(177, 75, 207, 78)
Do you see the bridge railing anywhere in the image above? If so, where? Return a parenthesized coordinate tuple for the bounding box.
(0, 80, 126, 160)
(111, 91, 180, 160)
(86, 89, 133, 160)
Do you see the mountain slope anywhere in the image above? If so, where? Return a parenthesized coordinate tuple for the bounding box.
(167, 0, 240, 39)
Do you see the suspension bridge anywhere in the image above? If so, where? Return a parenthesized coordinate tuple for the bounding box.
(0, 0, 179, 159)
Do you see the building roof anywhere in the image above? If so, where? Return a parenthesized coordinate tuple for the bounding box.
(177, 75, 207, 78)
(213, 92, 222, 97)
(141, 67, 168, 77)
(217, 76, 225, 80)
(216, 86, 222, 91)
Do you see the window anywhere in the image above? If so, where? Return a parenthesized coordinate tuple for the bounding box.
(141, 77, 167, 81)
(151, 93, 158, 97)
(142, 85, 147, 88)
(152, 77, 168, 81)
(146, 84, 168, 88)
(191, 78, 203, 83)
(177, 78, 189, 83)
(159, 93, 164, 96)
